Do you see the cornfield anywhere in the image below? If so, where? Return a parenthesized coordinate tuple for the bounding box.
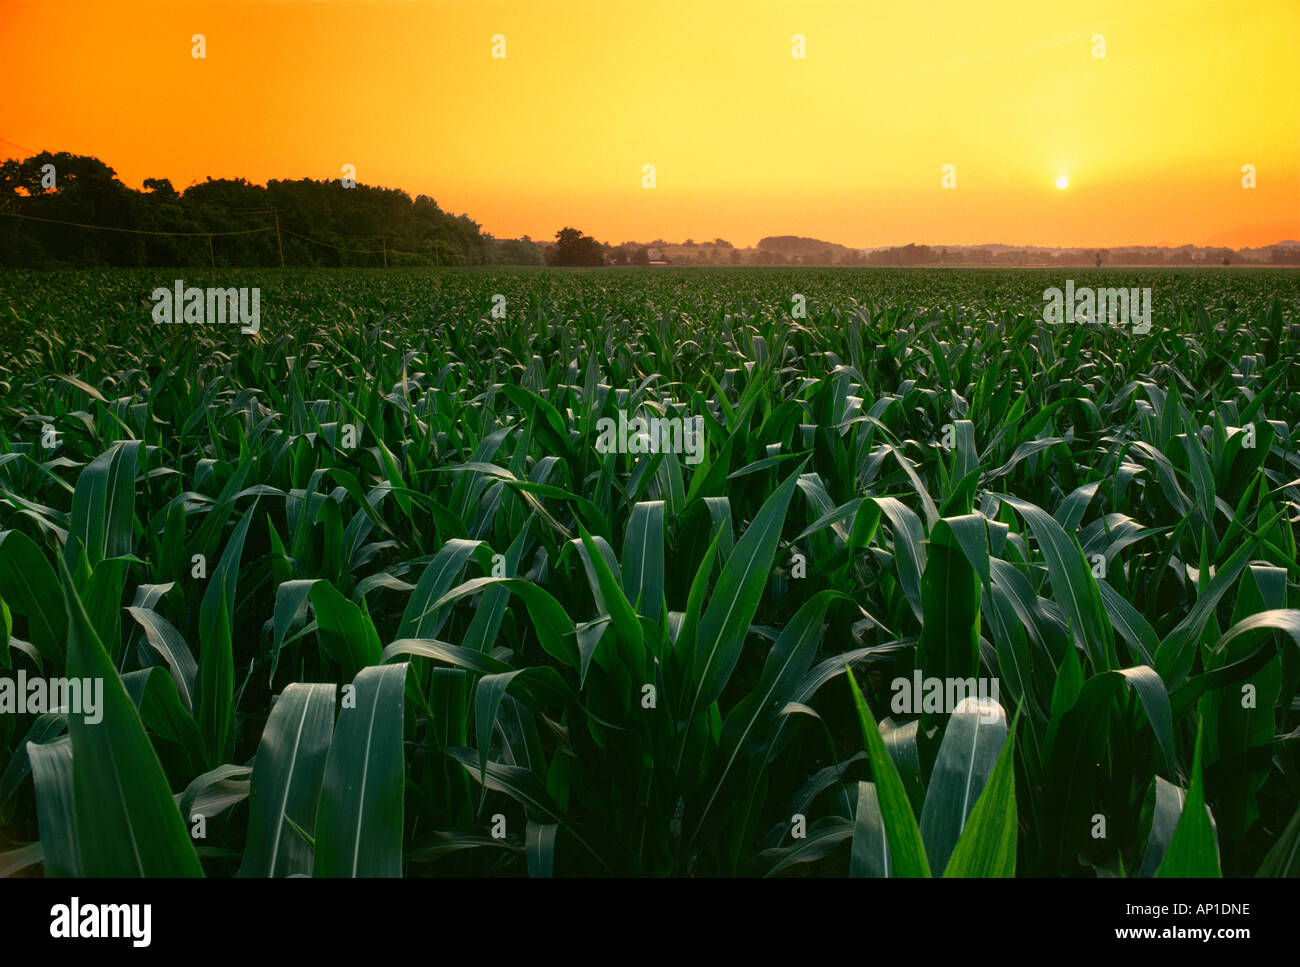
(1, 265, 1298, 877)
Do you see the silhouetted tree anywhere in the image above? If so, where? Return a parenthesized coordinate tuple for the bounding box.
(143, 177, 177, 198)
(547, 227, 604, 266)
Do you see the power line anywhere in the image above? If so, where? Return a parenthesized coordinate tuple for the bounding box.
(0, 135, 38, 155)
(0, 210, 273, 237)
(278, 224, 468, 262)
(1, 196, 481, 264)
(278, 225, 385, 254)
(1, 208, 403, 256)
(276, 225, 473, 264)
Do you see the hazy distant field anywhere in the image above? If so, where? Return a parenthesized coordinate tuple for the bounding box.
(6, 265, 1300, 337)
(1, 266, 1298, 877)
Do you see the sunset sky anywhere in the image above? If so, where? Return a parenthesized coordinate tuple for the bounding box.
(2, 0, 1297, 249)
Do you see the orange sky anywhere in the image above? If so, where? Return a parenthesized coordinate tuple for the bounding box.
(1, 0, 1297, 248)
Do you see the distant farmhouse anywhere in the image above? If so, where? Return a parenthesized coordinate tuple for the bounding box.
(647, 247, 669, 265)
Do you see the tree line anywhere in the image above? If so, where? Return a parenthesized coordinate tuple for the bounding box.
(0, 152, 546, 268)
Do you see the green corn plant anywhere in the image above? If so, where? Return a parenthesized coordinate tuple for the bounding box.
(0, 266, 1297, 878)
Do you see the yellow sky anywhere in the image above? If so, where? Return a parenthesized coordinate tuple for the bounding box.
(1, 0, 1297, 248)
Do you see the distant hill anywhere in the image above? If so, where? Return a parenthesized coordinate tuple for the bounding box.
(618, 236, 1300, 266)
(756, 235, 856, 260)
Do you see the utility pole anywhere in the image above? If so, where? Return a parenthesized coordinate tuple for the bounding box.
(381, 235, 387, 268)
(273, 208, 285, 267)
(208, 235, 215, 268)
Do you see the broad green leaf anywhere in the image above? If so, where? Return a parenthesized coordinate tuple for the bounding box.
(197, 573, 235, 767)
(69, 440, 141, 568)
(177, 764, 251, 823)
(850, 781, 890, 877)
(846, 666, 930, 877)
(314, 663, 408, 877)
(432, 576, 578, 669)
(1000, 494, 1114, 672)
(1139, 775, 1186, 877)
(917, 517, 982, 690)
(1155, 718, 1221, 877)
(126, 605, 197, 712)
(0, 530, 67, 665)
(58, 555, 202, 876)
(28, 736, 81, 876)
(942, 707, 1019, 877)
(122, 666, 206, 778)
(448, 745, 561, 824)
(871, 497, 926, 623)
(269, 578, 319, 686)
(475, 670, 523, 787)
(622, 500, 665, 617)
(397, 538, 482, 639)
(310, 580, 382, 683)
(689, 590, 845, 849)
(526, 821, 558, 878)
(241, 683, 337, 877)
(684, 466, 802, 727)
(920, 696, 1008, 872)
(756, 816, 855, 876)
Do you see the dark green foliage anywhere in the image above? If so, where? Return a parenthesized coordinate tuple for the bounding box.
(0, 266, 1297, 877)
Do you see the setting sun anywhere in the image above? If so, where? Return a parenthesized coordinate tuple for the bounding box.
(1056, 175, 1070, 191)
